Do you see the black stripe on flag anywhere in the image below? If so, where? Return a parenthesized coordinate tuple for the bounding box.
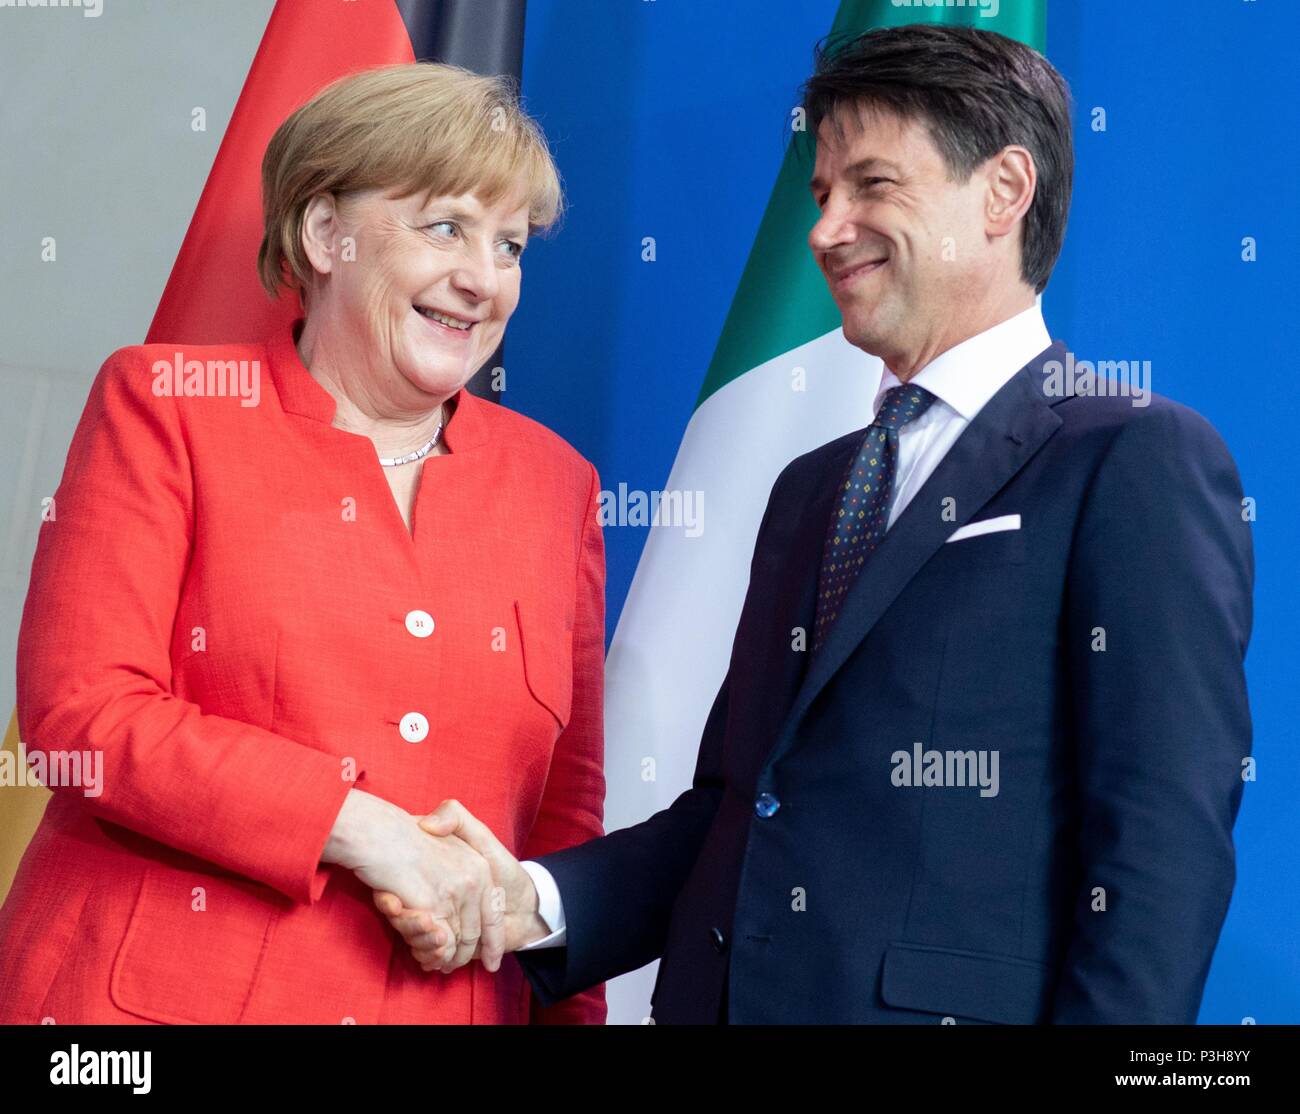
(396, 0, 529, 402)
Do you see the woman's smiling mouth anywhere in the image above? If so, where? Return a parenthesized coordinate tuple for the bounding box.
(414, 304, 478, 337)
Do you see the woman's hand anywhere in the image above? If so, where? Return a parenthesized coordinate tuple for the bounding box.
(322, 788, 506, 972)
(373, 799, 551, 974)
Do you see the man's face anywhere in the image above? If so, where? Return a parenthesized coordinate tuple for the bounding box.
(809, 103, 996, 371)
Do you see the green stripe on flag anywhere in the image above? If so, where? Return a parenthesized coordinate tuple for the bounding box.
(694, 0, 1048, 409)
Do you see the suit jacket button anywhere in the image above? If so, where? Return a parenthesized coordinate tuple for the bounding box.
(710, 927, 727, 953)
(755, 792, 780, 818)
(404, 610, 435, 638)
(399, 712, 429, 743)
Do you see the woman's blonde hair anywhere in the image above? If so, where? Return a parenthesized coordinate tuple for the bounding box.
(257, 62, 563, 299)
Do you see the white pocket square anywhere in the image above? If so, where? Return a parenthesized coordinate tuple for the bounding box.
(946, 514, 1021, 543)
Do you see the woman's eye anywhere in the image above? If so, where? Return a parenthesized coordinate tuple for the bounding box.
(497, 240, 523, 260)
(425, 220, 457, 237)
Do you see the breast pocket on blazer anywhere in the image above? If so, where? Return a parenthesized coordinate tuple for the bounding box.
(109, 864, 280, 1025)
(941, 522, 1027, 566)
(514, 599, 574, 730)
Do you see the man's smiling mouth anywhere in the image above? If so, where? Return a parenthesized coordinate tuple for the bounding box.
(830, 258, 888, 291)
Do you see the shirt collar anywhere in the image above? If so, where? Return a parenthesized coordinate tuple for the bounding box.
(873, 302, 1053, 422)
(265, 317, 490, 452)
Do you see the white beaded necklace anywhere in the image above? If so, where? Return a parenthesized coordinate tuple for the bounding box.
(378, 416, 445, 467)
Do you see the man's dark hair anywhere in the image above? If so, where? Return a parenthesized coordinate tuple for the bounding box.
(801, 24, 1073, 293)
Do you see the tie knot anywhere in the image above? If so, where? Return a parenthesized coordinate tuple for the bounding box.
(871, 384, 936, 431)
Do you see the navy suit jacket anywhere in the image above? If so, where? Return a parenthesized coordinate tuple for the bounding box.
(519, 340, 1254, 1023)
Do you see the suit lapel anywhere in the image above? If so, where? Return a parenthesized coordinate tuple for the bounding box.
(758, 434, 862, 709)
(769, 341, 1068, 760)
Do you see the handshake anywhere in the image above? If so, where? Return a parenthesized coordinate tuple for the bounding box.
(322, 789, 549, 974)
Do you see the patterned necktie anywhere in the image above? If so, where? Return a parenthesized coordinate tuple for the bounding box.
(811, 384, 938, 655)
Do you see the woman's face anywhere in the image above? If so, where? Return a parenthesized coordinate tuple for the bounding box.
(306, 186, 530, 399)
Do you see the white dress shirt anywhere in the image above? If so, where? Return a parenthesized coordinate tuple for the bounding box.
(516, 302, 1054, 951)
(518, 859, 567, 949)
(875, 301, 1052, 527)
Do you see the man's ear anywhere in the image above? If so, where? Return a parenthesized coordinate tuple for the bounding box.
(300, 193, 341, 278)
(984, 145, 1036, 243)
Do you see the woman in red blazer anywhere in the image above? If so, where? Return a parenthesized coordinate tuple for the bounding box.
(0, 64, 605, 1024)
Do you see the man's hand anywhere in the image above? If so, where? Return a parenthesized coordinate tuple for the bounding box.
(322, 788, 505, 972)
(373, 799, 550, 973)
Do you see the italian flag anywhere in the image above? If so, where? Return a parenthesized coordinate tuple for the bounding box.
(601, 0, 1047, 1023)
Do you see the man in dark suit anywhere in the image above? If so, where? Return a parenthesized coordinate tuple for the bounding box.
(380, 24, 1253, 1023)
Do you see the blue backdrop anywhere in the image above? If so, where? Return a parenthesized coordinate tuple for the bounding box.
(508, 0, 1298, 1023)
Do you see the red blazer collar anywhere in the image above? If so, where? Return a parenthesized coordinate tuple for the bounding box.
(266, 318, 490, 452)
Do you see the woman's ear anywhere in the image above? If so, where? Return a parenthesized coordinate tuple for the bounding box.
(300, 193, 340, 278)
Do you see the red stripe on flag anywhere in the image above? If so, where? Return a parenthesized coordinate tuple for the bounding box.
(146, 0, 416, 345)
